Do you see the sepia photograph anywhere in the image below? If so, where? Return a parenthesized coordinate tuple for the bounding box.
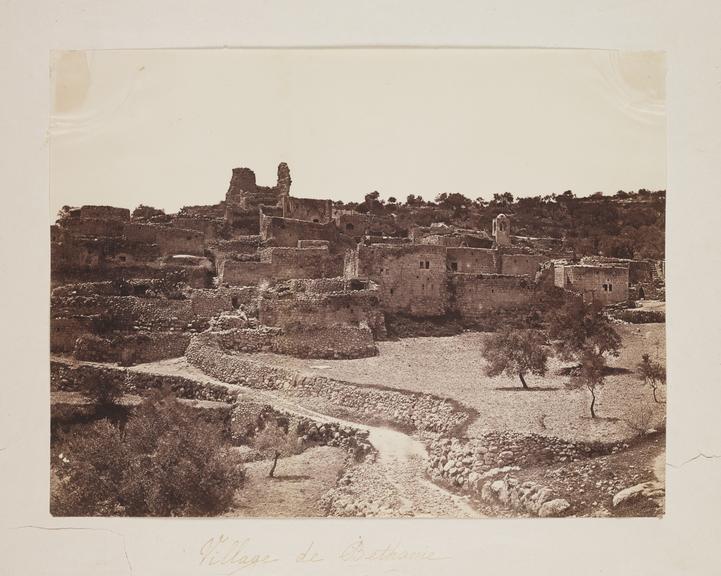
(49, 48, 666, 519)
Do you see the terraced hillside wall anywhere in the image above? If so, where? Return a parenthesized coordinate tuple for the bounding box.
(185, 333, 472, 434)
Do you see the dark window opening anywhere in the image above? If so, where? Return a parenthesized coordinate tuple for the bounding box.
(609, 283, 613, 292)
(119, 255, 127, 262)
(420, 261, 424, 269)
(390, 288, 395, 295)
(450, 261, 458, 271)
(231, 296, 240, 309)
(313, 218, 319, 223)
(346, 222, 354, 232)
(602, 283, 608, 292)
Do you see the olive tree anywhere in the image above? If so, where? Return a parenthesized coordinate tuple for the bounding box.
(567, 349, 606, 418)
(637, 353, 666, 403)
(548, 299, 621, 361)
(253, 421, 301, 478)
(481, 329, 550, 389)
(548, 300, 623, 418)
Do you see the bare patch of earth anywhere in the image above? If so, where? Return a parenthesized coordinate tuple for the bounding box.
(249, 323, 666, 444)
(225, 446, 347, 517)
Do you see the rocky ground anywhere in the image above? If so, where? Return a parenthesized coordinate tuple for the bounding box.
(247, 321, 666, 444)
(504, 431, 666, 517)
(129, 358, 481, 518)
(225, 446, 347, 517)
(321, 427, 480, 518)
(121, 333, 666, 519)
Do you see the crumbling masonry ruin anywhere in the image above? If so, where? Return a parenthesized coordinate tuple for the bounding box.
(51, 162, 663, 366)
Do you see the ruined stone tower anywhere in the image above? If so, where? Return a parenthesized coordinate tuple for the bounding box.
(277, 162, 291, 198)
(226, 167, 257, 207)
(492, 213, 511, 247)
(225, 163, 291, 211)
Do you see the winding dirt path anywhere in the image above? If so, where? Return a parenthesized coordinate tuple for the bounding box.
(129, 358, 481, 518)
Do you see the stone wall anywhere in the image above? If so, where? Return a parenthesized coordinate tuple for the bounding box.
(52, 221, 212, 287)
(426, 433, 584, 517)
(186, 333, 471, 434)
(361, 236, 411, 246)
(190, 286, 258, 317)
(500, 253, 548, 277)
(57, 220, 206, 258)
(219, 247, 341, 286)
(52, 294, 202, 332)
(62, 218, 125, 238)
(51, 359, 372, 458)
(258, 284, 386, 338)
(73, 332, 191, 365)
(215, 327, 280, 353)
(52, 235, 160, 268)
(554, 264, 629, 305)
(282, 196, 333, 223)
(50, 287, 245, 358)
(79, 206, 130, 221)
(334, 211, 371, 239)
(51, 358, 238, 403)
(223, 206, 262, 234)
(448, 273, 535, 323)
(215, 322, 377, 360)
(177, 203, 226, 219)
(446, 247, 498, 273)
(51, 259, 212, 289)
(260, 213, 339, 247)
(225, 166, 284, 211)
(580, 256, 655, 285)
(123, 223, 205, 256)
(411, 225, 493, 249)
(334, 211, 398, 239)
(275, 324, 377, 359)
(218, 260, 274, 286)
(171, 216, 225, 241)
(298, 239, 331, 249)
(349, 244, 448, 317)
(51, 316, 95, 353)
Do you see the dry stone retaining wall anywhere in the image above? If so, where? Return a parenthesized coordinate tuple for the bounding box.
(51, 359, 374, 460)
(186, 333, 471, 434)
(427, 433, 591, 517)
(73, 333, 191, 365)
(51, 359, 238, 403)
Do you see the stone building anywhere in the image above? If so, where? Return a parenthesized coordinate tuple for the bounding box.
(553, 263, 629, 305)
(492, 213, 511, 247)
(347, 243, 448, 316)
(282, 196, 333, 223)
(51, 160, 657, 366)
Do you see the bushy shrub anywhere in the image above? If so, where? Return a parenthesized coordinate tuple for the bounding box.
(623, 401, 662, 436)
(51, 388, 245, 517)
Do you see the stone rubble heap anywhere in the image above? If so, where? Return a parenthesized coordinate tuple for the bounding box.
(427, 434, 584, 517)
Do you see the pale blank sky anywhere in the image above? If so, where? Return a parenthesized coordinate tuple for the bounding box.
(50, 49, 666, 216)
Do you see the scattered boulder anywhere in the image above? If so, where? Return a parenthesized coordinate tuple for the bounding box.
(612, 481, 664, 508)
(538, 498, 571, 518)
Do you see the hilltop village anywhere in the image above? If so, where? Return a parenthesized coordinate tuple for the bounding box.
(50, 163, 666, 519)
(51, 162, 664, 365)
